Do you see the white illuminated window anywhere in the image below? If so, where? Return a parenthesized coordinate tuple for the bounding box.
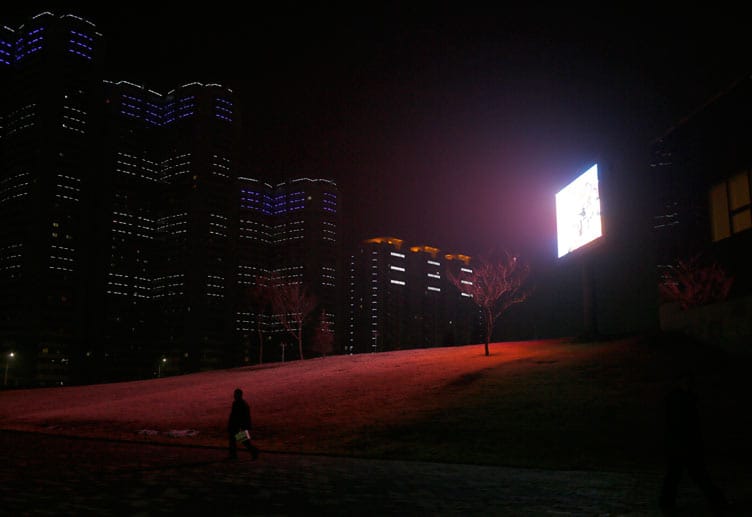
(390, 265, 405, 272)
(427, 286, 440, 292)
(427, 273, 440, 279)
(427, 260, 440, 266)
(390, 279, 405, 286)
(460, 267, 472, 273)
(461, 280, 472, 285)
(390, 252, 405, 258)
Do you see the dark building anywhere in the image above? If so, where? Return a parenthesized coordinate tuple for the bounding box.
(651, 75, 752, 294)
(1, 12, 342, 385)
(236, 177, 341, 362)
(270, 178, 340, 342)
(651, 74, 752, 348)
(0, 12, 104, 386)
(348, 237, 479, 354)
(153, 82, 242, 375)
(98, 80, 164, 381)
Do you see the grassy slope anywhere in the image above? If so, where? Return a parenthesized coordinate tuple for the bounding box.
(0, 336, 748, 472)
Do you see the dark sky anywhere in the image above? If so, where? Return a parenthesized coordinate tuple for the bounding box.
(6, 4, 750, 261)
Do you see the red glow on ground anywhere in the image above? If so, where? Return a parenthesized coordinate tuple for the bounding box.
(0, 339, 580, 450)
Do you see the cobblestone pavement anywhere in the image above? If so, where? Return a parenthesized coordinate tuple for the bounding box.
(1, 430, 743, 516)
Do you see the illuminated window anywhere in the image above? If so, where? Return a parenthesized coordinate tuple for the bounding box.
(710, 171, 751, 241)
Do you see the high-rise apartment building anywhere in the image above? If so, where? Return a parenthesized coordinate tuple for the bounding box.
(99, 80, 243, 377)
(154, 82, 242, 374)
(98, 80, 163, 380)
(0, 12, 104, 385)
(348, 237, 479, 354)
(236, 177, 340, 361)
(0, 12, 342, 384)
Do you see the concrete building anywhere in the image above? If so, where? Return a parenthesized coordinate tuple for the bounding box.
(348, 237, 479, 354)
(0, 12, 104, 385)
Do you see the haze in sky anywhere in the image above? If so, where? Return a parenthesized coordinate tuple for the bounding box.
(5, 5, 748, 261)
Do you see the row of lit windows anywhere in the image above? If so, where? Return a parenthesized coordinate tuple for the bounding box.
(211, 154, 231, 178)
(0, 242, 23, 270)
(0, 171, 30, 204)
(118, 96, 235, 126)
(5, 104, 36, 135)
(162, 153, 192, 182)
(60, 104, 87, 135)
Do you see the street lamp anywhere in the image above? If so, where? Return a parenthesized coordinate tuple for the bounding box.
(3, 352, 14, 387)
(157, 357, 166, 378)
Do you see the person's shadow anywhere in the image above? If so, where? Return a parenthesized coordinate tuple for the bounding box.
(658, 372, 729, 516)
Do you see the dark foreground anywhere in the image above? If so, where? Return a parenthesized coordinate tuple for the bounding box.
(2, 430, 746, 516)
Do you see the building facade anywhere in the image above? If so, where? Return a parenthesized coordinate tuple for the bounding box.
(348, 237, 479, 354)
(236, 177, 341, 362)
(651, 75, 752, 349)
(0, 12, 341, 385)
(651, 75, 752, 295)
(0, 12, 104, 385)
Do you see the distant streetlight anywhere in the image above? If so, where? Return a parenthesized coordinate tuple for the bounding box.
(157, 357, 166, 378)
(3, 352, 14, 387)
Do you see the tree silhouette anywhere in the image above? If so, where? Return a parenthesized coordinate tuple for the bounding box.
(266, 273, 318, 360)
(247, 276, 275, 364)
(659, 254, 733, 309)
(447, 252, 531, 356)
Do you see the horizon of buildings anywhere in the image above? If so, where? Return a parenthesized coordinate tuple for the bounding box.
(2, 12, 749, 386)
(0, 12, 342, 386)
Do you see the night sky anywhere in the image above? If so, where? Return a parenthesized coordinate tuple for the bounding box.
(6, 4, 750, 262)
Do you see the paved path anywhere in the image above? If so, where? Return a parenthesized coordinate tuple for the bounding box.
(0, 430, 738, 516)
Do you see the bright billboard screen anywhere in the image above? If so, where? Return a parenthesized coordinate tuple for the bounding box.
(556, 164, 602, 258)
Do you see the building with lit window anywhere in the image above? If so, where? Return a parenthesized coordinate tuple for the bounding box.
(98, 80, 244, 378)
(651, 74, 752, 347)
(236, 177, 341, 361)
(96, 80, 164, 380)
(651, 75, 752, 293)
(0, 12, 104, 386)
(1, 12, 342, 384)
(152, 82, 242, 374)
(348, 237, 479, 354)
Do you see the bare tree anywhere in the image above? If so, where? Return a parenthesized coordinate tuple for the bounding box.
(247, 276, 275, 364)
(659, 254, 733, 310)
(447, 252, 531, 356)
(267, 273, 318, 360)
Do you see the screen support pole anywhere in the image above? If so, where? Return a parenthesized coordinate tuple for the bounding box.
(581, 257, 598, 340)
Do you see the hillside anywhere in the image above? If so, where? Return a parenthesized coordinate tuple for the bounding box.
(0, 336, 747, 472)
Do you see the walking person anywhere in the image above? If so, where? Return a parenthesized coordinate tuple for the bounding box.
(227, 388, 260, 460)
(659, 372, 727, 515)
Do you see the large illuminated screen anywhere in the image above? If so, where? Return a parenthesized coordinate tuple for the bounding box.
(556, 164, 602, 258)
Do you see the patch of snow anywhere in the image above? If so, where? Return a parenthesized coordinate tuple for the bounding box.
(166, 429, 199, 438)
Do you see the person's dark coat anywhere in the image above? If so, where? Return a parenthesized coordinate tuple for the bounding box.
(228, 396, 252, 432)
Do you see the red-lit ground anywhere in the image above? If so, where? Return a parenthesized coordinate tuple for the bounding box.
(0, 336, 748, 474)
